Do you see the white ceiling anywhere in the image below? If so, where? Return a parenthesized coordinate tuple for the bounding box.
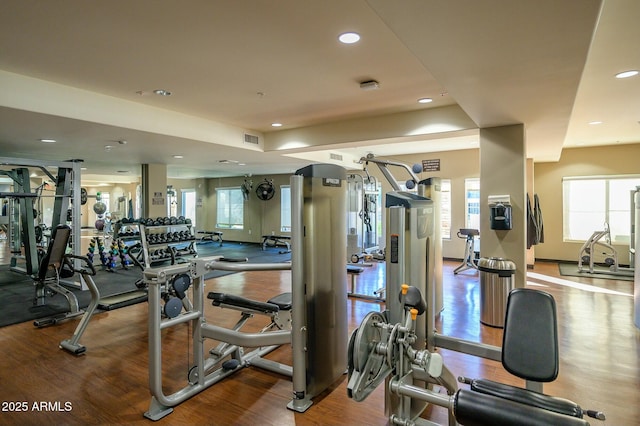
(0, 0, 638, 182)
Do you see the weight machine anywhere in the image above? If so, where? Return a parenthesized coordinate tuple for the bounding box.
(0, 156, 83, 276)
(348, 284, 604, 425)
(347, 170, 381, 261)
(348, 169, 604, 424)
(144, 164, 349, 420)
(358, 154, 443, 312)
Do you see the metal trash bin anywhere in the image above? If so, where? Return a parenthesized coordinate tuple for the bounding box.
(478, 257, 516, 328)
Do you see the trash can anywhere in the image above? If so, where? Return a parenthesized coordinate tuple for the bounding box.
(478, 257, 516, 328)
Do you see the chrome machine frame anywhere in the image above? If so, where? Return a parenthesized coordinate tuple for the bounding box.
(144, 164, 348, 420)
(144, 258, 292, 421)
(0, 156, 83, 275)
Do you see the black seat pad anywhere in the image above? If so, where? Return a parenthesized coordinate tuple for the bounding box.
(454, 389, 589, 426)
(470, 379, 583, 419)
(267, 292, 292, 310)
(208, 292, 279, 314)
(347, 265, 364, 274)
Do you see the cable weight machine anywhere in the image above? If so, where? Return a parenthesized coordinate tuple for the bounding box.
(0, 157, 83, 276)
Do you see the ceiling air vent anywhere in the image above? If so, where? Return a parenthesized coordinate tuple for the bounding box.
(244, 134, 259, 145)
(329, 153, 343, 161)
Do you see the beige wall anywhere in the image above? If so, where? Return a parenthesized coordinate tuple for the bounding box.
(77, 141, 640, 261)
(204, 174, 292, 243)
(534, 143, 640, 262)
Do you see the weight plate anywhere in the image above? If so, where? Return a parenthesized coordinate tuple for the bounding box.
(80, 187, 88, 205)
(352, 311, 386, 372)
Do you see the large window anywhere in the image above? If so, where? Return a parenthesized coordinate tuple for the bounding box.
(440, 179, 451, 239)
(563, 176, 640, 242)
(280, 185, 291, 232)
(465, 178, 480, 230)
(216, 187, 244, 229)
(182, 189, 196, 227)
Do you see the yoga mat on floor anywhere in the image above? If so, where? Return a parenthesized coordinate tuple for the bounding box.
(558, 262, 634, 281)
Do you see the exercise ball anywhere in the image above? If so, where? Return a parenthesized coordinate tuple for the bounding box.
(95, 219, 105, 231)
(412, 163, 423, 174)
(93, 201, 107, 215)
(405, 179, 416, 189)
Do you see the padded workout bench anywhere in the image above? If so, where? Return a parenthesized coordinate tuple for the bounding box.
(198, 231, 223, 246)
(208, 291, 292, 336)
(261, 235, 291, 253)
(347, 265, 383, 300)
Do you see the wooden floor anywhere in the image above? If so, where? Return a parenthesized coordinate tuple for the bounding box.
(0, 251, 638, 425)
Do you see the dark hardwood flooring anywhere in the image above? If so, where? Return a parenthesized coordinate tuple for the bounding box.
(0, 243, 638, 425)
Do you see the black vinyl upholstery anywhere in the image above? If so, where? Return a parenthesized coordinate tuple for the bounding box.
(470, 379, 583, 418)
(454, 390, 589, 426)
(37, 224, 71, 281)
(207, 292, 292, 314)
(267, 292, 292, 310)
(461, 288, 590, 423)
(502, 288, 558, 382)
(400, 285, 427, 315)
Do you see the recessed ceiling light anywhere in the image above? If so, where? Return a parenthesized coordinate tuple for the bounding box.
(39, 139, 56, 143)
(615, 70, 638, 79)
(173, 155, 183, 159)
(238, 163, 246, 166)
(153, 89, 172, 96)
(81, 167, 87, 171)
(104, 145, 113, 151)
(338, 32, 360, 44)
(271, 123, 283, 127)
(588, 121, 603, 125)
(418, 98, 433, 104)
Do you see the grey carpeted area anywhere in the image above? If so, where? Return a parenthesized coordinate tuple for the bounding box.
(0, 241, 291, 327)
(558, 262, 634, 281)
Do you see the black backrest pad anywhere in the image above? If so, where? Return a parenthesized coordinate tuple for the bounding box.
(502, 288, 559, 382)
(38, 224, 71, 280)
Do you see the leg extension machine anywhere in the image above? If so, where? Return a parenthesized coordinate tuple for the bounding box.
(348, 285, 604, 425)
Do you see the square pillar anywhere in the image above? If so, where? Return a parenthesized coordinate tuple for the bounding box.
(142, 164, 167, 219)
(479, 124, 527, 287)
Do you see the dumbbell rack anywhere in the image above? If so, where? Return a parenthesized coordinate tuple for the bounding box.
(113, 218, 197, 269)
(138, 222, 197, 268)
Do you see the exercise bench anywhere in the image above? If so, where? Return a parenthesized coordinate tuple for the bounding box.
(33, 225, 96, 327)
(208, 291, 292, 332)
(261, 234, 291, 253)
(346, 265, 383, 301)
(197, 230, 223, 246)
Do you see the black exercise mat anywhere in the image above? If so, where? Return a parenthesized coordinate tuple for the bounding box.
(0, 242, 290, 327)
(0, 265, 144, 327)
(558, 262, 634, 281)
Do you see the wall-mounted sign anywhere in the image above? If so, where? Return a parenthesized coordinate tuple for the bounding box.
(152, 192, 164, 205)
(421, 159, 440, 172)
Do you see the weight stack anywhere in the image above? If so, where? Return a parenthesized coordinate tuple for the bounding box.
(293, 164, 347, 399)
